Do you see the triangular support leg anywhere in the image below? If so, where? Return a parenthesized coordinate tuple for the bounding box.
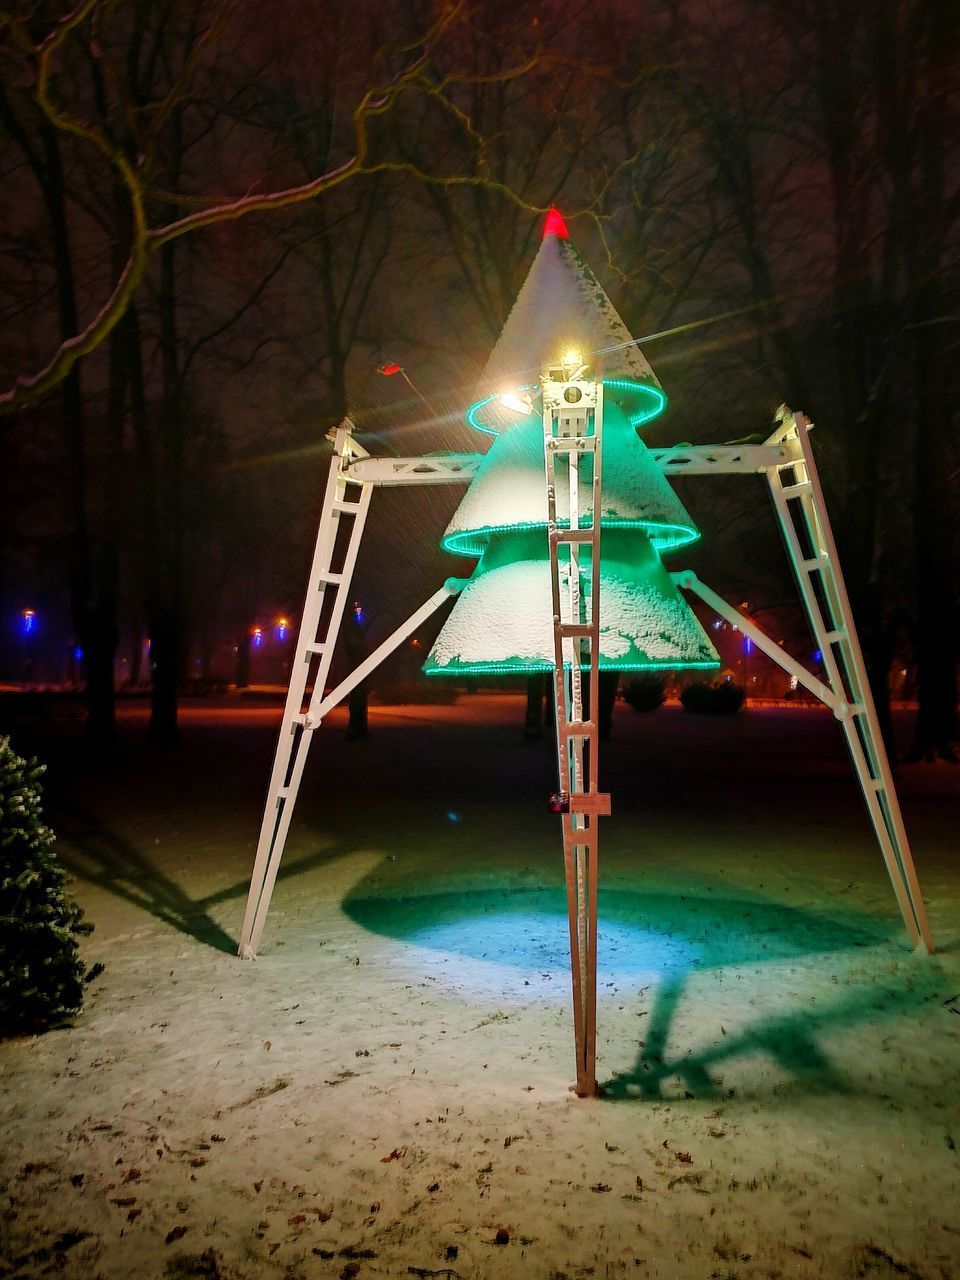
(237, 418, 466, 959)
(766, 409, 932, 952)
(238, 580, 465, 958)
(676, 406, 932, 953)
(238, 419, 371, 958)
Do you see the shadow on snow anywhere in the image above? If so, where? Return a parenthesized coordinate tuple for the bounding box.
(343, 877, 943, 1100)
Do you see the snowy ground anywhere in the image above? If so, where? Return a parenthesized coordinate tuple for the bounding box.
(1, 694, 958, 1280)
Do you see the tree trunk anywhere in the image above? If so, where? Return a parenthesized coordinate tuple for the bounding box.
(598, 672, 619, 742)
(148, 617, 181, 745)
(907, 281, 958, 761)
(344, 611, 369, 741)
(524, 674, 547, 741)
(39, 121, 120, 754)
(148, 233, 184, 745)
(234, 631, 251, 689)
(905, 1, 959, 761)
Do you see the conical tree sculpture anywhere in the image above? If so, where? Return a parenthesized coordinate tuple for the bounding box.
(238, 205, 933, 1097)
(425, 211, 720, 678)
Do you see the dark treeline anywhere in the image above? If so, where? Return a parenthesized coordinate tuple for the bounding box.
(0, 0, 956, 758)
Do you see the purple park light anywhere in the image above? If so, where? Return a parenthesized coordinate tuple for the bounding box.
(20, 608, 36, 635)
(251, 627, 264, 649)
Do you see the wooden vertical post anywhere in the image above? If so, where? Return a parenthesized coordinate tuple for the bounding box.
(543, 373, 611, 1095)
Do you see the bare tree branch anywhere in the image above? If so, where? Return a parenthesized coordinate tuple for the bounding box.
(0, 0, 551, 414)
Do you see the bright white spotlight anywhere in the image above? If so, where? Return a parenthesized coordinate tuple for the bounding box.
(499, 391, 533, 415)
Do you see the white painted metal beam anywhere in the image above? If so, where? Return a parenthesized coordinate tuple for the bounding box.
(671, 570, 841, 709)
(649, 440, 804, 473)
(343, 454, 483, 486)
(306, 578, 467, 727)
(342, 440, 805, 487)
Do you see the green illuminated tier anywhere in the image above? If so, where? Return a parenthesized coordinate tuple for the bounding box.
(424, 528, 719, 676)
(441, 399, 699, 558)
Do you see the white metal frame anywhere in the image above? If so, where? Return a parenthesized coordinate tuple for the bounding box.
(341, 440, 806, 486)
(237, 401, 933, 1088)
(237, 419, 466, 958)
(746, 409, 930, 950)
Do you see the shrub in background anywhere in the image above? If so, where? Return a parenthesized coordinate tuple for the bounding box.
(0, 736, 100, 1036)
(622, 674, 666, 713)
(680, 681, 746, 715)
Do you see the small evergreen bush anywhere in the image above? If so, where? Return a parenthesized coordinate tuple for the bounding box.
(680, 680, 746, 715)
(0, 736, 100, 1035)
(622, 675, 666, 713)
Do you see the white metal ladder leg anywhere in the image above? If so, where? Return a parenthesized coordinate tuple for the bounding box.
(766, 410, 933, 952)
(238, 420, 373, 958)
(543, 374, 611, 1096)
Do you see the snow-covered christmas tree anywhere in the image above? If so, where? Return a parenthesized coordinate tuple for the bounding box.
(424, 210, 720, 677)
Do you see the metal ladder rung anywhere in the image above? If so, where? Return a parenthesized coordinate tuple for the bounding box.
(332, 498, 363, 514)
(562, 720, 595, 737)
(569, 791, 612, 816)
(780, 480, 810, 498)
(557, 623, 593, 638)
(550, 528, 596, 545)
(318, 570, 344, 585)
(551, 440, 596, 454)
(802, 554, 829, 572)
(304, 641, 326, 655)
(824, 628, 846, 644)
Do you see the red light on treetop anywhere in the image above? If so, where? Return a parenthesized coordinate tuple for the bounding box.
(377, 361, 402, 376)
(543, 207, 569, 240)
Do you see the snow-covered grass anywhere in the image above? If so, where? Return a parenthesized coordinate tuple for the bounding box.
(1, 695, 958, 1279)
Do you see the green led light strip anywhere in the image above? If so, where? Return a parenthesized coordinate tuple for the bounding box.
(441, 518, 700, 559)
(601, 377, 667, 427)
(465, 393, 505, 437)
(425, 659, 720, 676)
(464, 377, 667, 435)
